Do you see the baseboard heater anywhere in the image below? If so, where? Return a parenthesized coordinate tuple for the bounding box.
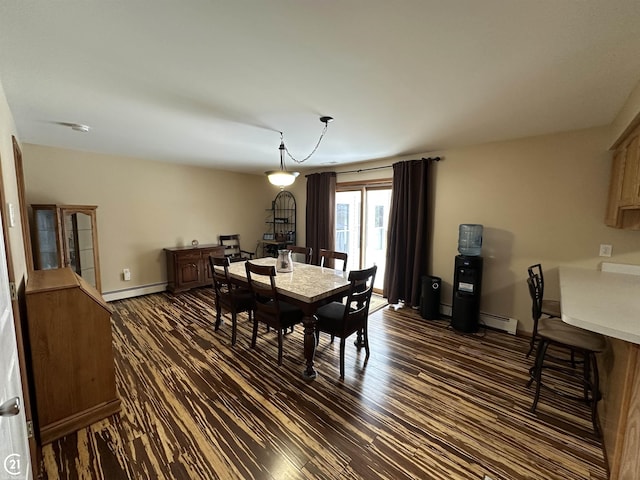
(103, 282, 167, 302)
(440, 304, 518, 335)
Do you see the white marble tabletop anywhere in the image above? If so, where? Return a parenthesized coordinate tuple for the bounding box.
(225, 257, 350, 304)
(559, 265, 640, 344)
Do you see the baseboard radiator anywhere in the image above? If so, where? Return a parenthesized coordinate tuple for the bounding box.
(103, 283, 167, 302)
(440, 304, 518, 335)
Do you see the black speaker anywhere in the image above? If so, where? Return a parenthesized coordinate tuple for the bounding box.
(420, 275, 441, 319)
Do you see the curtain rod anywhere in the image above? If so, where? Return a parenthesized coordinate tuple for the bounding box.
(336, 156, 441, 175)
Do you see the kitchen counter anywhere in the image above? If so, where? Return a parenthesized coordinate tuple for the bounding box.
(559, 264, 640, 480)
(559, 265, 640, 344)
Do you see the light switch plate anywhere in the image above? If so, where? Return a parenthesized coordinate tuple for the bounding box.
(599, 244, 612, 257)
(7, 203, 15, 227)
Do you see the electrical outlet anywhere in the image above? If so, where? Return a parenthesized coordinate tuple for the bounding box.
(123, 268, 131, 281)
(599, 244, 612, 257)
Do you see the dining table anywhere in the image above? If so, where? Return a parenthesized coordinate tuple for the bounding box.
(221, 257, 351, 380)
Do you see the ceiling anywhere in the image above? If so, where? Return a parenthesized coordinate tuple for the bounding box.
(1, 1, 640, 175)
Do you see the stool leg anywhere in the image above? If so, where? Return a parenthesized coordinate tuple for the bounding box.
(583, 349, 591, 402)
(531, 339, 550, 413)
(590, 352, 601, 436)
(526, 335, 536, 358)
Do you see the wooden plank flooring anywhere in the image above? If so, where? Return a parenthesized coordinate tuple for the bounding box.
(38, 288, 608, 479)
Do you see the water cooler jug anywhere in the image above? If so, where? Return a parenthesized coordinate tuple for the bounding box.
(451, 224, 483, 333)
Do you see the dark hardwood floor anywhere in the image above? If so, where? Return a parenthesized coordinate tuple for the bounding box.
(38, 288, 607, 479)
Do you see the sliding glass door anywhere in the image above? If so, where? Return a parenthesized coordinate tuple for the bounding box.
(335, 182, 391, 291)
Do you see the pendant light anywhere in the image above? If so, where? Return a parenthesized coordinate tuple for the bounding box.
(266, 141, 299, 187)
(266, 116, 333, 188)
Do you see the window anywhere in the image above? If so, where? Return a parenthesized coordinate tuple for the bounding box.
(335, 180, 391, 292)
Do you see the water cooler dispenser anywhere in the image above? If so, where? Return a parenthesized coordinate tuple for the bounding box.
(451, 224, 483, 333)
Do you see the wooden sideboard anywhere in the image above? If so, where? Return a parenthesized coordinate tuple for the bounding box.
(164, 244, 225, 293)
(25, 267, 120, 444)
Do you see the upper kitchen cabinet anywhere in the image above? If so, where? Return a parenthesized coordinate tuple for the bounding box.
(31, 204, 102, 292)
(606, 122, 640, 229)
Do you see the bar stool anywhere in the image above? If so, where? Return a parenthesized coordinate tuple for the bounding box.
(527, 264, 561, 317)
(526, 276, 606, 435)
(526, 265, 561, 357)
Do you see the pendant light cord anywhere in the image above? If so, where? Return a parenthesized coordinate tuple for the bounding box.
(280, 119, 330, 164)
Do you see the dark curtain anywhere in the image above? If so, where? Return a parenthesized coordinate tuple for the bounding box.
(305, 172, 337, 265)
(383, 159, 432, 306)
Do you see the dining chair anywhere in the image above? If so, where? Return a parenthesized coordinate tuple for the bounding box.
(288, 245, 312, 264)
(220, 234, 255, 263)
(526, 274, 606, 435)
(245, 261, 304, 365)
(319, 248, 348, 272)
(314, 264, 377, 379)
(210, 256, 254, 346)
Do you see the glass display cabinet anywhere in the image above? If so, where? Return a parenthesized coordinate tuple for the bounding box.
(31, 204, 102, 292)
(262, 191, 296, 257)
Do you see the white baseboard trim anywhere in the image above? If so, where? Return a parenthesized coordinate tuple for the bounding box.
(103, 283, 168, 302)
(440, 304, 518, 335)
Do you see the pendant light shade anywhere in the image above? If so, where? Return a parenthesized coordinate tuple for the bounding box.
(266, 141, 300, 187)
(265, 116, 332, 188)
(266, 170, 299, 187)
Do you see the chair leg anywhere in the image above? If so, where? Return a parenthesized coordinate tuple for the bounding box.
(530, 339, 550, 413)
(277, 329, 284, 366)
(363, 326, 370, 362)
(251, 318, 259, 348)
(231, 311, 237, 346)
(214, 302, 222, 331)
(339, 338, 346, 379)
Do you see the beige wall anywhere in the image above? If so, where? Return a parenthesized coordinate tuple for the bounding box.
(23, 144, 277, 294)
(296, 126, 640, 335)
(20, 88, 640, 335)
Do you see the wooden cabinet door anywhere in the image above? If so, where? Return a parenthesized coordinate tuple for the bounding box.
(619, 133, 640, 207)
(606, 148, 626, 227)
(176, 253, 201, 288)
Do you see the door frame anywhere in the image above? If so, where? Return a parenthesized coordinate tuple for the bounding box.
(0, 138, 37, 476)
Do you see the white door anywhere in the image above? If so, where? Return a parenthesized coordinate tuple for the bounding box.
(0, 211, 31, 479)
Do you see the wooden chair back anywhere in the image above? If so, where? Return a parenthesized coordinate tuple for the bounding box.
(244, 262, 281, 328)
(319, 248, 348, 271)
(341, 265, 377, 335)
(288, 245, 312, 264)
(220, 234, 254, 262)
